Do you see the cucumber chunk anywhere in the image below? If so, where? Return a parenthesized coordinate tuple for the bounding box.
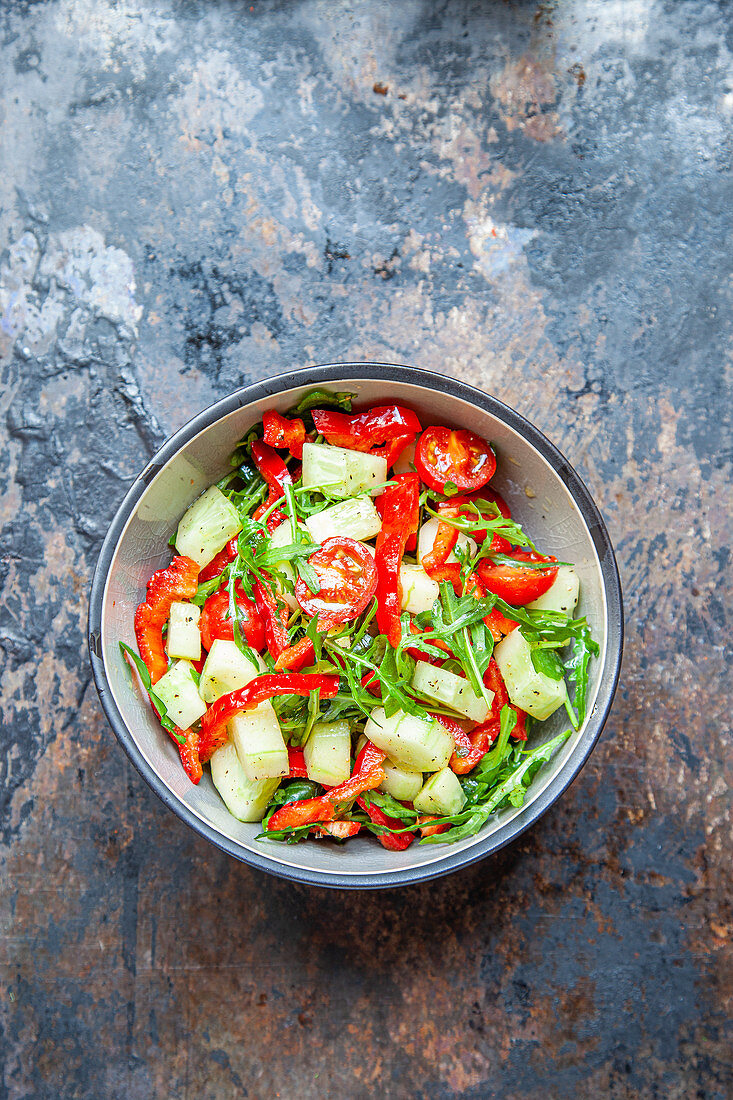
(364, 708, 453, 772)
(399, 564, 439, 615)
(303, 720, 351, 787)
(414, 767, 466, 816)
(393, 440, 416, 475)
(302, 442, 387, 498)
(305, 496, 382, 544)
(166, 601, 201, 661)
(526, 565, 580, 615)
(199, 640, 265, 704)
(379, 758, 424, 802)
(210, 742, 281, 822)
(418, 517, 477, 566)
(154, 660, 207, 730)
(411, 661, 492, 723)
(175, 486, 242, 567)
(229, 700, 289, 781)
(494, 629, 568, 720)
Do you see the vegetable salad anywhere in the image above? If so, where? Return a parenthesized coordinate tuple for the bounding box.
(122, 389, 598, 849)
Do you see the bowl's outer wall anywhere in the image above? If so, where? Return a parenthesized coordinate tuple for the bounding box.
(89, 365, 622, 888)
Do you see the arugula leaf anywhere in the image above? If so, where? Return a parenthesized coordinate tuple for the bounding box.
(362, 790, 420, 822)
(119, 643, 185, 744)
(190, 571, 228, 607)
(291, 389, 355, 415)
(529, 646, 565, 682)
(564, 624, 599, 724)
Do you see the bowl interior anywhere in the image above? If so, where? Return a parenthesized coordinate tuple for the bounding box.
(98, 374, 613, 884)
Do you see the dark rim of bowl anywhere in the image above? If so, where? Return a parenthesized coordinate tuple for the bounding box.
(88, 362, 623, 890)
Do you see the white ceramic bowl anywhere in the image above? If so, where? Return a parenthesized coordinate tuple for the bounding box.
(88, 364, 623, 888)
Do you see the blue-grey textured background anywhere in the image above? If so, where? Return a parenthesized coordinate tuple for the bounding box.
(1, 1, 731, 1097)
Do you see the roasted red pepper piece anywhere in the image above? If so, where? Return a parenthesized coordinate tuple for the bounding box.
(133, 555, 199, 684)
(375, 473, 420, 646)
(357, 796, 415, 851)
(316, 820, 362, 839)
(312, 405, 421, 460)
(253, 493, 287, 533)
(484, 606, 518, 642)
(482, 658, 527, 740)
(262, 409, 306, 459)
(251, 439, 293, 497)
(287, 746, 309, 778)
(361, 671, 382, 696)
(422, 520, 458, 574)
(170, 725, 203, 784)
(198, 537, 239, 583)
(253, 577, 290, 659)
(198, 673, 339, 762)
(265, 741, 386, 831)
(406, 620, 451, 665)
(418, 816, 450, 838)
(275, 635, 315, 672)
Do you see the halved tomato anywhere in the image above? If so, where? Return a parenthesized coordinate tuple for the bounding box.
(415, 426, 496, 493)
(476, 551, 557, 605)
(200, 583, 265, 651)
(295, 537, 378, 630)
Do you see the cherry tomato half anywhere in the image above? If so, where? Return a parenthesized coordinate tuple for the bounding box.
(295, 537, 378, 630)
(200, 583, 265, 652)
(415, 426, 496, 493)
(476, 551, 557, 606)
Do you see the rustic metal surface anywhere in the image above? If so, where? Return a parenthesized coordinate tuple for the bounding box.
(1, 1, 731, 1097)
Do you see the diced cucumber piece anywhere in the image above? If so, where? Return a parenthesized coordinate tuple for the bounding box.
(175, 486, 242, 567)
(303, 720, 351, 787)
(400, 564, 439, 615)
(418, 517, 477, 566)
(229, 700, 289, 781)
(210, 742, 281, 822)
(414, 767, 466, 816)
(379, 758, 424, 802)
(302, 442, 388, 498)
(526, 565, 580, 615)
(267, 520, 306, 611)
(411, 661, 492, 723)
(199, 640, 265, 704)
(166, 601, 201, 661)
(305, 496, 382, 544)
(154, 660, 207, 730)
(364, 708, 454, 773)
(494, 629, 568, 720)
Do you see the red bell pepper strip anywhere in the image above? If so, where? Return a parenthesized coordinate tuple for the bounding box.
(133, 555, 200, 684)
(169, 725, 203, 785)
(482, 658, 527, 740)
(484, 606, 518, 642)
(375, 473, 420, 646)
(287, 746, 309, 778)
(422, 520, 458, 574)
(275, 635, 315, 672)
(265, 741, 386, 831)
(406, 620, 451, 665)
(361, 671, 382, 696)
(253, 577, 290, 659)
(418, 816, 450, 838)
(251, 439, 293, 497)
(316, 820, 362, 839)
(198, 537, 239, 583)
(312, 405, 421, 459)
(198, 673, 339, 762)
(262, 409, 307, 459)
(253, 493, 287, 533)
(357, 796, 415, 851)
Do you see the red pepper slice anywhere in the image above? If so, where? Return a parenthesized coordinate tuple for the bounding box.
(356, 796, 415, 851)
(199, 583, 265, 652)
(415, 426, 496, 493)
(198, 673, 339, 762)
(265, 741, 386, 831)
(418, 815, 450, 838)
(484, 606, 518, 642)
(287, 746, 309, 778)
(170, 725, 203, 784)
(422, 520, 458, 574)
(436, 498, 512, 550)
(198, 537, 239, 583)
(251, 440, 293, 498)
(482, 658, 527, 739)
(294, 536, 377, 630)
(133, 555, 199, 684)
(445, 715, 498, 775)
(253, 493, 287, 533)
(316, 820, 362, 839)
(375, 473, 420, 646)
(262, 410, 307, 459)
(476, 551, 557, 605)
(312, 405, 421, 459)
(253, 577, 290, 659)
(275, 635, 315, 672)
